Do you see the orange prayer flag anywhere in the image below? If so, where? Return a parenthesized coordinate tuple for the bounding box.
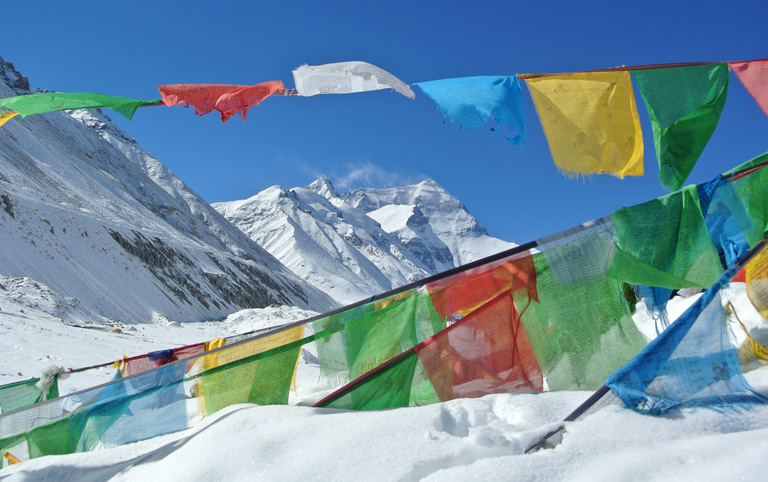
(158, 81, 286, 123)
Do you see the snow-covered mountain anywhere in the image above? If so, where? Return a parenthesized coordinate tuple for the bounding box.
(215, 177, 515, 305)
(0, 57, 337, 326)
(345, 179, 515, 267)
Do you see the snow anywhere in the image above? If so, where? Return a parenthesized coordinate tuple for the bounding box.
(2, 285, 768, 481)
(368, 204, 416, 233)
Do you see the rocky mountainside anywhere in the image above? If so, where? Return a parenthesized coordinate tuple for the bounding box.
(0, 57, 336, 326)
(215, 178, 515, 305)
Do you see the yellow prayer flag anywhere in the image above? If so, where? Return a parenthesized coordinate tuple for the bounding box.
(746, 246, 768, 319)
(199, 326, 305, 371)
(0, 111, 18, 128)
(202, 337, 227, 371)
(526, 71, 644, 178)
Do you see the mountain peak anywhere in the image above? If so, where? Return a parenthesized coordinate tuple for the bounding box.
(307, 177, 340, 200)
(0, 56, 31, 94)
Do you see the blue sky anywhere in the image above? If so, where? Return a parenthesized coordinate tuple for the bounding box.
(2, 0, 767, 244)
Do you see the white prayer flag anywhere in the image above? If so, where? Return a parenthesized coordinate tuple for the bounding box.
(292, 61, 415, 99)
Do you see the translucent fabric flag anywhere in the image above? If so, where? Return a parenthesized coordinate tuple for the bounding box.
(425, 251, 537, 321)
(746, 244, 768, 319)
(413, 76, 525, 144)
(0, 378, 56, 414)
(606, 262, 768, 415)
(341, 292, 443, 381)
(703, 175, 754, 269)
(524, 229, 648, 390)
(312, 290, 444, 391)
(0, 92, 159, 121)
(314, 351, 438, 411)
(632, 64, 729, 191)
(525, 71, 644, 178)
(123, 342, 205, 377)
(158, 81, 286, 123)
(20, 362, 189, 458)
(728, 59, 768, 117)
(292, 61, 415, 99)
(416, 292, 542, 401)
(316, 292, 542, 410)
(608, 185, 724, 289)
(200, 325, 305, 415)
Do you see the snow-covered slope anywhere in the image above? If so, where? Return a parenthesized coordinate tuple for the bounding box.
(215, 177, 513, 305)
(0, 57, 336, 326)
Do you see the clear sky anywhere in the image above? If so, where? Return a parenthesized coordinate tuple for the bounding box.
(2, 0, 766, 244)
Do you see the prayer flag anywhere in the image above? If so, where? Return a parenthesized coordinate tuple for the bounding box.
(292, 61, 415, 99)
(608, 185, 724, 289)
(0, 111, 18, 127)
(526, 71, 643, 179)
(746, 243, 768, 319)
(158, 81, 286, 123)
(728, 59, 768, 117)
(413, 75, 525, 144)
(0, 92, 159, 121)
(416, 292, 543, 401)
(632, 64, 729, 191)
(606, 262, 768, 414)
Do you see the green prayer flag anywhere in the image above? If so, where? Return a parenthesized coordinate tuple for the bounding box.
(0, 92, 160, 121)
(521, 253, 648, 390)
(608, 185, 724, 288)
(632, 64, 729, 191)
(202, 343, 302, 415)
(0, 378, 44, 414)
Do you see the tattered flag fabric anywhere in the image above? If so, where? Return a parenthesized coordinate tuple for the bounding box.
(608, 185, 724, 289)
(292, 61, 415, 99)
(606, 262, 768, 415)
(413, 75, 525, 145)
(0, 93, 159, 121)
(728, 59, 768, 118)
(525, 71, 644, 179)
(158, 81, 286, 123)
(632, 64, 729, 191)
(745, 242, 768, 319)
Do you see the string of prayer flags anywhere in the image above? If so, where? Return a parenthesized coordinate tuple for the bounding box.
(728, 58, 768, 118)
(632, 64, 729, 191)
(525, 71, 644, 179)
(292, 61, 415, 99)
(413, 75, 525, 145)
(0, 92, 160, 121)
(158, 81, 286, 123)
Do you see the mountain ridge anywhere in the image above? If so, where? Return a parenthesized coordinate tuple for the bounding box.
(0, 56, 337, 326)
(215, 177, 515, 305)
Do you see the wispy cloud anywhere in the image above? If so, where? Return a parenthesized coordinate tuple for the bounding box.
(333, 160, 423, 192)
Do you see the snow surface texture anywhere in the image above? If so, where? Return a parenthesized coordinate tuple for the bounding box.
(2, 286, 768, 481)
(0, 58, 336, 326)
(214, 177, 514, 305)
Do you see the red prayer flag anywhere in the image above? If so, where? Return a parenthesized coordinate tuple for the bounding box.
(425, 251, 537, 320)
(124, 343, 205, 376)
(729, 59, 768, 117)
(158, 81, 286, 123)
(416, 292, 543, 401)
